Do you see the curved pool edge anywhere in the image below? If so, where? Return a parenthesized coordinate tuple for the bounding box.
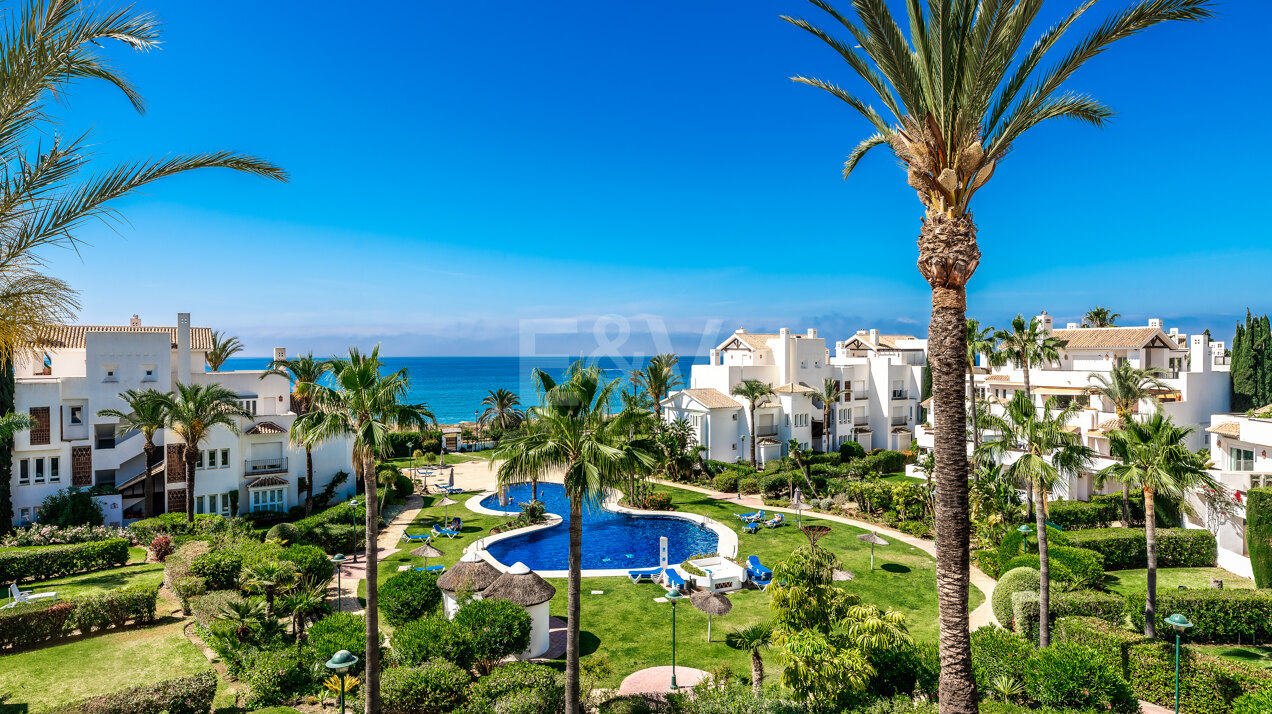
(462, 485, 737, 577)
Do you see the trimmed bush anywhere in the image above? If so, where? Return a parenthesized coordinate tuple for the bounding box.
(970, 626, 1032, 692)
(61, 669, 217, 714)
(1046, 498, 1117, 530)
(280, 544, 334, 583)
(991, 567, 1039, 627)
(452, 597, 533, 673)
(1011, 590, 1125, 645)
(149, 536, 174, 562)
(73, 585, 160, 634)
(0, 538, 129, 583)
(189, 589, 243, 628)
(712, 471, 740, 493)
(128, 513, 225, 545)
(391, 616, 476, 670)
(1092, 492, 1180, 527)
(466, 661, 565, 714)
(243, 647, 314, 708)
(1233, 689, 1272, 714)
(997, 525, 1067, 563)
(173, 576, 206, 616)
(1126, 588, 1272, 644)
(974, 549, 1002, 579)
(308, 611, 381, 665)
(867, 642, 940, 699)
(1056, 616, 1272, 714)
(1002, 544, 1105, 588)
(839, 440, 866, 462)
(1023, 641, 1138, 713)
(1066, 527, 1217, 570)
(265, 522, 301, 544)
(381, 659, 471, 714)
(1248, 487, 1272, 588)
(379, 569, 442, 626)
(0, 586, 159, 650)
(738, 476, 760, 495)
(190, 549, 244, 591)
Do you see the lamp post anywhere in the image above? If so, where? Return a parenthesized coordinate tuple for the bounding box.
(1017, 524, 1032, 555)
(325, 649, 359, 714)
(409, 441, 415, 478)
(1166, 613, 1193, 714)
(349, 499, 359, 564)
(665, 588, 684, 691)
(329, 554, 345, 612)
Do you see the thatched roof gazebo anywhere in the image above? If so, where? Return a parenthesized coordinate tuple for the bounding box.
(437, 550, 501, 594)
(690, 589, 732, 641)
(483, 561, 557, 607)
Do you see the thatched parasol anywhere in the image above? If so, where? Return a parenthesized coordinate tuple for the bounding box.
(790, 487, 812, 528)
(483, 561, 557, 606)
(690, 589, 732, 641)
(436, 550, 501, 593)
(437, 495, 457, 523)
(857, 531, 890, 570)
(410, 542, 443, 570)
(833, 569, 855, 582)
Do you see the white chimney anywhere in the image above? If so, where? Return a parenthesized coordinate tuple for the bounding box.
(1149, 318, 1163, 329)
(1190, 334, 1210, 374)
(710, 348, 720, 366)
(129, 314, 141, 327)
(779, 327, 790, 338)
(1066, 322, 1079, 329)
(868, 329, 879, 345)
(176, 312, 191, 384)
(1169, 327, 1179, 337)
(806, 328, 817, 338)
(736, 327, 747, 334)
(1036, 311, 1053, 334)
(273, 347, 286, 362)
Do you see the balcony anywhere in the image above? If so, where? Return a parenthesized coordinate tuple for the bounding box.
(851, 390, 868, 400)
(853, 417, 869, 426)
(891, 390, 909, 400)
(244, 457, 288, 476)
(890, 417, 908, 427)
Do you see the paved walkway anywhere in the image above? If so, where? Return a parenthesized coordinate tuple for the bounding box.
(618, 666, 711, 695)
(1138, 701, 1172, 714)
(330, 493, 425, 614)
(650, 478, 999, 628)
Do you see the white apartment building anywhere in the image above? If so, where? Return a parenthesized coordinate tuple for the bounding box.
(917, 311, 1231, 502)
(9, 313, 355, 527)
(661, 327, 927, 465)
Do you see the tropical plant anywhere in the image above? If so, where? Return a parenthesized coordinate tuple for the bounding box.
(994, 314, 1066, 399)
(277, 576, 328, 641)
(1088, 363, 1170, 526)
(294, 345, 434, 712)
(630, 353, 683, 426)
(494, 362, 656, 714)
(966, 319, 996, 451)
(731, 379, 774, 470)
(725, 622, 774, 696)
(217, 597, 269, 640)
(240, 559, 298, 616)
(265, 353, 329, 515)
(478, 388, 524, 431)
(811, 377, 846, 453)
(97, 389, 167, 519)
(978, 391, 1092, 646)
(159, 382, 253, 521)
(786, 438, 818, 498)
(1099, 414, 1220, 637)
(205, 331, 244, 372)
(1082, 307, 1121, 328)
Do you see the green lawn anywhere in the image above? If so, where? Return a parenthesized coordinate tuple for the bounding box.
(1205, 645, 1272, 671)
(22, 562, 164, 600)
(879, 472, 925, 484)
(384, 450, 492, 469)
(1104, 567, 1254, 596)
(0, 617, 209, 713)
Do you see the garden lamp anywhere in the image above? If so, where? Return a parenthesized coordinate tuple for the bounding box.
(349, 499, 360, 563)
(329, 554, 346, 612)
(1016, 524, 1032, 555)
(665, 588, 685, 691)
(1166, 613, 1193, 714)
(409, 441, 415, 475)
(325, 649, 359, 714)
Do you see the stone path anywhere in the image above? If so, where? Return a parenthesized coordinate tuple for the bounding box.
(330, 493, 425, 614)
(1138, 701, 1173, 714)
(651, 478, 999, 628)
(528, 616, 568, 662)
(618, 665, 711, 695)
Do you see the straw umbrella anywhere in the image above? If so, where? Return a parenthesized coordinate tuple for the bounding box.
(410, 541, 443, 571)
(790, 487, 812, 528)
(857, 531, 890, 570)
(437, 551, 501, 595)
(690, 589, 732, 642)
(438, 495, 457, 525)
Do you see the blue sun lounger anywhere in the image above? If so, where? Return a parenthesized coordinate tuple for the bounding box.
(762, 513, 785, 529)
(734, 510, 761, 522)
(743, 521, 760, 534)
(627, 566, 663, 584)
(413, 565, 446, 573)
(432, 524, 460, 539)
(746, 555, 773, 583)
(401, 532, 431, 544)
(663, 568, 686, 591)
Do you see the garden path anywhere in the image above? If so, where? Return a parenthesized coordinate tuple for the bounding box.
(330, 493, 425, 614)
(617, 665, 711, 695)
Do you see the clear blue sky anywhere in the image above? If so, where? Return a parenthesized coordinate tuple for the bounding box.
(44, 1, 1271, 357)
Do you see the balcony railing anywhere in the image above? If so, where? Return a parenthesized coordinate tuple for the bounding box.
(853, 417, 869, 426)
(756, 430, 778, 438)
(891, 390, 909, 400)
(851, 390, 868, 400)
(890, 417, 908, 426)
(245, 457, 288, 475)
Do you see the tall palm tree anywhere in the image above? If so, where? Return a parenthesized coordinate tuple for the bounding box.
(494, 363, 655, 714)
(1083, 307, 1121, 328)
(295, 346, 433, 714)
(731, 379, 774, 469)
(1100, 415, 1218, 638)
(811, 377, 846, 453)
(478, 388, 525, 431)
(995, 314, 1066, 400)
(205, 331, 244, 372)
(782, 3, 1212, 704)
(265, 354, 330, 515)
(159, 382, 253, 522)
(97, 389, 168, 519)
(1088, 363, 1169, 527)
(966, 319, 997, 451)
(630, 353, 683, 427)
(726, 622, 774, 696)
(978, 392, 1091, 647)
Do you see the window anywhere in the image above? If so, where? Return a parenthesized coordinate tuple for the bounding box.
(34, 458, 44, 484)
(1230, 447, 1255, 471)
(141, 364, 157, 382)
(221, 449, 231, 468)
(222, 493, 232, 515)
(196, 451, 205, 469)
(18, 508, 29, 524)
(206, 450, 218, 469)
(18, 459, 29, 485)
(251, 487, 285, 513)
(195, 496, 205, 515)
(102, 364, 118, 382)
(236, 399, 258, 416)
(49, 457, 59, 483)
(69, 406, 83, 426)
(207, 494, 216, 514)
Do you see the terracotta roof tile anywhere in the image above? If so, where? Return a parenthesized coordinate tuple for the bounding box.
(246, 475, 289, 488)
(1050, 327, 1177, 350)
(680, 388, 741, 409)
(34, 324, 214, 350)
(1206, 422, 1241, 438)
(245, 421, 287, 435)
(774, 383, 815, 394)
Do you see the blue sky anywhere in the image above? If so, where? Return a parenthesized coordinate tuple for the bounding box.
(43, 1, 1271, 357)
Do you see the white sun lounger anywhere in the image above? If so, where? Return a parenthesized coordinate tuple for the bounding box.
(3, 582, 57, 609)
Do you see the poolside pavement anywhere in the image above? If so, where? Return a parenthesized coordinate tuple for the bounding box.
(618, 665, 711, 695)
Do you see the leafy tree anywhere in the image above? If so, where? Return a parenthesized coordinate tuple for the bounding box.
(205, 331, 244, 372)
(725, 622, 774, 696)
(159, 382, 253, 522)
(38, 487, 104, 526)
(731, 379, 775, 470)
(98, 389, 167, 519)
(1088, 363, 1169, 527)
(1082, 307, 1120, 328)
(265, 353, 329, 515)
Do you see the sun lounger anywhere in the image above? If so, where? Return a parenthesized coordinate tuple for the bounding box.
(734, 511, 760, 521)
(746, 555, 773, 582)
(627, 566, 663, 584)
(3, 582, 57, 609)
(413, 565, 446, 573)
(743, 522, 760, 534)
(762, 513, 785, 529)
(401, 532, 431, 543)
(432, 524, 460, 539)
(663, 568, 686, 591)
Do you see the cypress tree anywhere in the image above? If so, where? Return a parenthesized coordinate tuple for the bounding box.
(1261, 315, 1272, 407)
(1233, 316, 1254, 412)
(0, 358, 14, 533)
(1249, 487, 1272, 589)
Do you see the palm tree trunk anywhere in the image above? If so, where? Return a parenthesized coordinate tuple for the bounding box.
(968, 368, 980, 454)
(532, 475, 538, 503)
(1036, 480, 1050, 647)
(919, 211, 979, 713)
(1121, 485, 1131, 528)
(748, 403, 757, 469)
(362, 453, 381, 714)
(751, 650, 763, 696)
(184, 447, 197, 522)
(304, 447, 315, 516)
(565, 497, 583, 714)
(1144, 489, 1158, 639)
(1021, 355, 1032, 400)
(142, 441, 155, 519)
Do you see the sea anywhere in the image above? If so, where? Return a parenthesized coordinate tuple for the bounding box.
(221, 355, 708, 424)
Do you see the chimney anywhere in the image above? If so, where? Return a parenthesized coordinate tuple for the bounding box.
(176, 312, 191, 384)
(273, 347, 287, 362)
(1149, 318, 1163, 329)
(779, 327, 790, 338)
(1066, 322, 1079, 329)
(736, 327, 747, 334)
(1036, 311, 1053, 334)
(1190, 334, 1210, 374)
(868, 329, 879, 345)
(129, 314, 141, 327)
(806, 328, 818, 338)
(710, 348, 720, 366)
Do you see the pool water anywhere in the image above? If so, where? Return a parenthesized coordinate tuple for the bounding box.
(481, 483, 718, 571)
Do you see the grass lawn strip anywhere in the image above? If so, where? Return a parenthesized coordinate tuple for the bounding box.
(1103, 567, 1254, 596)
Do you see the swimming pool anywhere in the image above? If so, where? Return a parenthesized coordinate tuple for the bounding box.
(479, 483, 719, 571)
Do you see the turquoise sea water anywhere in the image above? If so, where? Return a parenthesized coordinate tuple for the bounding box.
(221, 355, 705, 424)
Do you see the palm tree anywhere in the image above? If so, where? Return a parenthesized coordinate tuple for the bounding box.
(786, 438, 818, 499)
(1088, 363, 1169, 527)
(295, 346, 433, 714)
(966, 320, 997, 451)
(478, 388, 525, 431)
(265, 354, 330, 515)
(205, 331, 244, 372)
(1083, 307, 1121, 328)
(995, 314, 1066, 400)
(0, 413, 32, 440)
(781, 3, 1212, 703)
(630, 353, 683, 427)
(97, 389, 168, 519)
(731, 379, 774, 469)
(494, 363, 655, 714)
(726, 622, 774, 696)
(1100, 415, 1218, 638)
(280, 576, 330, 642)
(160, 382, 253, 522)
(241, 560, 298, 617)
(811, 377, 846, 453)
(978, 392, 1092, 647)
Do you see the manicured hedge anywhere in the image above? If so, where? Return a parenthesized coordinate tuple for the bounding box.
(1011, 590, 1125, 645)
(712, 471, 740, 493)
(381, 659, 472, 714)
(1047, 499, 1118, 530)
(190, 550, 243, 591)
(997, 525, 1067, 563)
(1248, 487, 1272, 589)
(991, 567, 1039, 626)
(970, 626, 1033, 691)
(1091, 492, 1181, 527)
(975, 549, 1003, 579)
(0, 585, 160, 650)
(1066, 527, 1217, 570)
(379, 569, 443, 627)
(61, 669, 217, 714)
(0, 538, 129, 583)
(1056, 616, 1272, 714)
(1003, 545, 1105, 588)
(128, 513, 225, 545)
(1126, 588, 1272, 644)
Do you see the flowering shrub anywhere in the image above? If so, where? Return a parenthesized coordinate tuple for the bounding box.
(0, 586, 159, 650)
(149, 536, 174, 562)
(0, 524, 133, 548)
